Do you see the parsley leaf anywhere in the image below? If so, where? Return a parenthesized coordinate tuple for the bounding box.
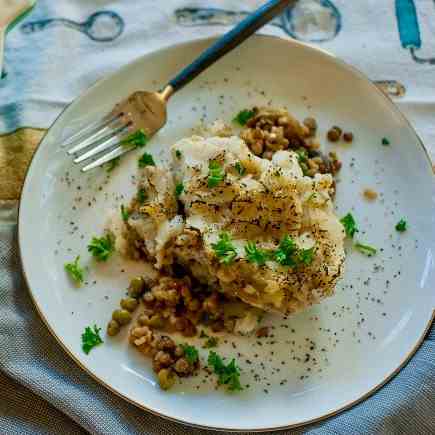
(106, 156, 120, 172)
(87, 233, 114, 262)
(181, 344, 199, 364)
(395, 219, 407, 232)
(203, 336, 219, 349)
(175, 149, 182, 159)
(208, 160, 225, 188)
(244, 242, 269, 265)
(354, 242, 377, 257)
(81, 325, 103, 354)
(273, 235, 315, 267)
(175, 182, 184, 198)
(296, 148, 308, 163)
(299, 161, 309, 176)
(340, 213, 358, 238)
(137, 188, 147, 204)
(208, 351, 242, 392)
(233, 109, 255, 126)
(121, 129, 149, 148)
(274, 235, 298, 266)
(120, 204, 129, 222)
(381, 137, 390, 146)
(64, 256, 84, 285)
(138, 152, 155, 168)
(235, 161, 246, 176)
(297, 247, 315, 265)
(212, 232, 237, 264)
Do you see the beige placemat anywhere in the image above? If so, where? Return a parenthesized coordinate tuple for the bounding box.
(0, 128, 45, 201)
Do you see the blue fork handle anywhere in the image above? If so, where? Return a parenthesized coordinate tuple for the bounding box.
(168, 0, 293, 93)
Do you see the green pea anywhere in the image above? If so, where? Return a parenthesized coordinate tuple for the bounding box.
(120, 297, 139, 312)
(158, 368, 177, 390)
(107, 320, 120, 336)
(128, 277, 145, 298)
(148, 314, 164, 328)
(112, 309, 132, 325)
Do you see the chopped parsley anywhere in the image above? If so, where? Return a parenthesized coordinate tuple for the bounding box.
(208, 160, 224, 188)
(120, 204, 129, 222)
(296, 148, 308, 163)
(175, 149, 182, 159)
(212, 232, 237, 264)
(105, 156, 120, 172)
(274, 235, 315, 267)
(235, 161, 246, 176)
(175, 182, 184, 198)
(138, 152, 155, 167)
(137, 188, 147, 204)
(299, 162, 309, 176)
(381, 137, 390, 146)
(121, 129, 149, 148)
(181, 344, 199, 364)
(203, 336, 219, 349)
(64, 256, 84, 285)
(244, 242, 270, 265)
(340, 213, 358, 238)
(307, 192, 317, 202)
(297, 247, 315, 265)
(354, 242, 377, 257)
(208, 351, 242, 392)
(274, 235, 298, 266)
(395, 219, 407, 232)
(87, 233, 114, 262)
(233, 109, 255, 126)
(81, 325, 103, 354)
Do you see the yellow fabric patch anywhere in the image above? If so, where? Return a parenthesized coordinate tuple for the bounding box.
(0, 128, 45, 200)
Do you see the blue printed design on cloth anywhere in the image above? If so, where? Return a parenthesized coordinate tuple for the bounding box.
(395, 0, 435, 64)
(20, 10, 124, 43)
(0, 1, 434, 433)
(0, 1, 126, 133)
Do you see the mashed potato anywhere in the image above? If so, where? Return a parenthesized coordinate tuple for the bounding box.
(118, 132, 345, 315)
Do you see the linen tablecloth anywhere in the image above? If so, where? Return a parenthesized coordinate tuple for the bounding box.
(0, 1, 434, 434)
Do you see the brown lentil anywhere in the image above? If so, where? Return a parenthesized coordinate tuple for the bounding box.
(143, 292, 155, 303)
(250, 140, 264, 156)
(332, 125, 342, 136)
(173, 357, 191, 375)
(303, 117, 317, 135)
(327, 127, 341, 142)
(156, 336, 176, 351)
(154, 350, 173, 368)
(174, 345, 185, 358)
(363, 188, 378, 201)
(239, 107, 341, 181)
(343, 132, 354, 143)
(256, 326, 270, 338)
(181, 320, 197, 337)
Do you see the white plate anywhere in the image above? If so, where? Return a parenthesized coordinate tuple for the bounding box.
(19, 35, 435, 431)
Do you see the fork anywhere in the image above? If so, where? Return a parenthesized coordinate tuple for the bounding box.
(66, 0, 293, 172)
